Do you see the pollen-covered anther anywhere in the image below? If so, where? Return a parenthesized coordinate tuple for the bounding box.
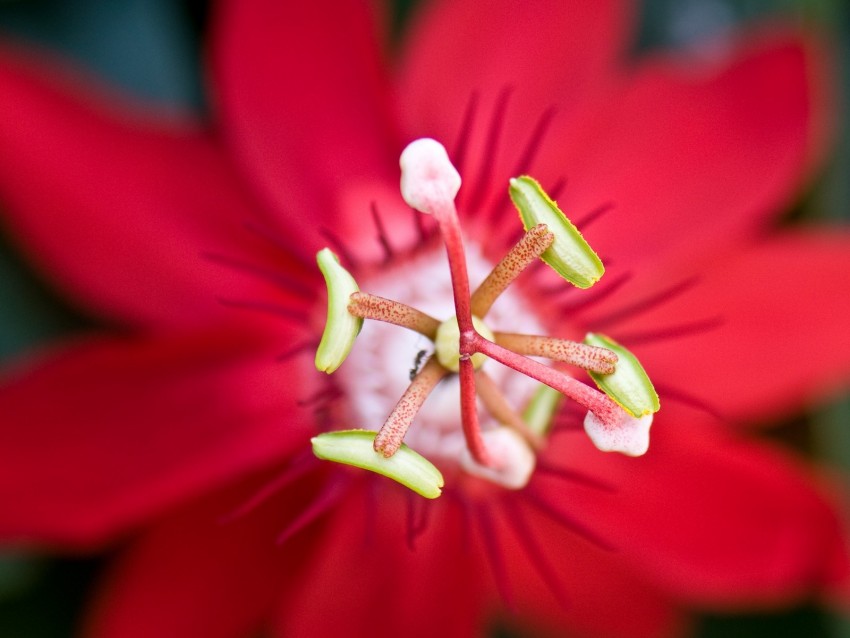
(584, 407, 653, 457)
(399, 138, 461, 213)
(460, 427, 536, 489)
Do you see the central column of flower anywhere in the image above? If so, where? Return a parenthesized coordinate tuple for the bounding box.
(310, 137, 661, 499)
(399, 138, 492, 466)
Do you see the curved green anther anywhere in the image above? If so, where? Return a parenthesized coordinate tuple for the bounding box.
(311, 430, 445, 499)
(509, 176, 604, 288)
(315, 248, 363, 374)
(584, 333, 660, 417)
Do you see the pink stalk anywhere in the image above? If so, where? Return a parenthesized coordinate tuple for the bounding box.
(431, 200, 475, 340)
(428, 198, 495, 466)
(459, 357, 491, 466)
(473, 334, 622, 424)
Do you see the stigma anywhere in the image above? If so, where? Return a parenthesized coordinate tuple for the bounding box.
(311, 138, 659, 497)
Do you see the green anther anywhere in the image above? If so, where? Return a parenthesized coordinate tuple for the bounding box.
(509, 176, 604, 289)
(315, 248, 363, 374)
(585, 333, 660, 417)
(522, 384, 563, 436)
(311, 430, 445, 499)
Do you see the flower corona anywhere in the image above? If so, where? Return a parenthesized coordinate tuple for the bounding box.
(312, 138, 659, 495)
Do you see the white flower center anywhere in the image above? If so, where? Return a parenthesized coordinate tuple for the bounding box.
(339, 242, 545, 469)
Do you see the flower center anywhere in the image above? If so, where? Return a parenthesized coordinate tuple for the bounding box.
(310, 138, 660, 498)
(339, 243, 544, 469)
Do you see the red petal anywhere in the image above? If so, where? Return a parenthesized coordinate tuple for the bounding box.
(0, 327, 314, 547)
(210, 0, 400, 254)
(548, 31, 832, 270)
(628, 231, 850, 423)
(497, 502, 687, 638)
(0, 46, 310, 329)
(84, 474, 304, 638)
(272, 486, 485, 638)
(271, 481, 681, 638)
(397, 0, 634, 193)
(542, 405, 850, 606)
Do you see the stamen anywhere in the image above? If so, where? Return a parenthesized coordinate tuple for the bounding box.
(494, 332, 618, 374)
(315, 249, 363, 374)
(312, 430, 444, 498)
(374, 357, 447, 457)
(348, 291, 440, 338)
(509, 176, 604, 289)
(470, 224, 554, 317)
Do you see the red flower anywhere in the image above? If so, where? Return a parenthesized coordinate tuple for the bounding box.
(1, 1, 850, 636)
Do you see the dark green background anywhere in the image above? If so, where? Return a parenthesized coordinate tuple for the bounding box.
(0, 0, 848, 636)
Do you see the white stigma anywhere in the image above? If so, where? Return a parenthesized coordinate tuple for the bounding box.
(583, 409, 653, 457)
(399, 138, 461, 213)
(460, 427, 536, 489)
